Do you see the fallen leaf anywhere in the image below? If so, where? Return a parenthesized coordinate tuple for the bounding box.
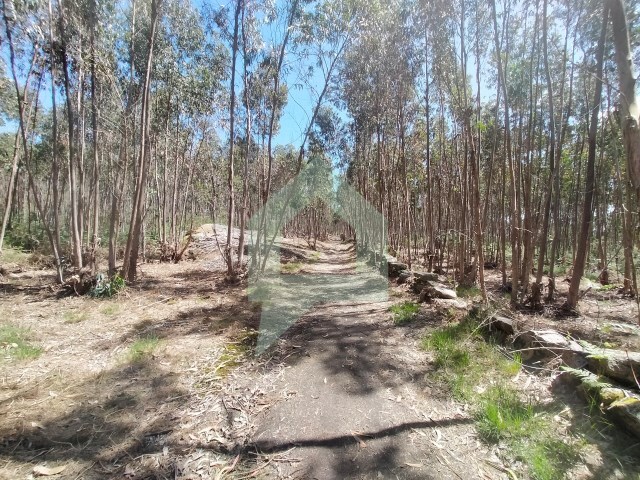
(33, 465, 66, 476)
(323, 377, 327, 384)
(405, 463, 423, 468)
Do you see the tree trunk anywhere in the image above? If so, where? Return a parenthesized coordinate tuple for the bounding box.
(566, 3, 608, 308)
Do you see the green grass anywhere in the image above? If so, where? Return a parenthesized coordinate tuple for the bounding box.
(390, 301, 420, 325)
(309, 251, 321, 263)
(0, 325, 42, 360)
(63, 310, 90, 324)
(521, 439, 583, 480)
(456, 285, 481, 298)
(100, 303, 120, 316)
(128, 335, 160, 362)
(0, 247, 31, 265)
(422, 310, 582, 479)
(281, 261, 302, 273)
(476, 385, 534, 442)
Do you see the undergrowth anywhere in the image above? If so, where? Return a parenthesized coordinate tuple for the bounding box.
(281, 261, 302, 274)
(422, 308, 582, 479)
(0, 325, 42, 360)
(91, 273, 126, 298)
(128, 335, 159, 362)
(390, 301, 420, 325)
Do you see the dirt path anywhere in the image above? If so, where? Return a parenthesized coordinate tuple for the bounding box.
(240, 240, 501, 479)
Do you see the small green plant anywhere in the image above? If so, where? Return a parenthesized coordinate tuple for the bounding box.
(0, 325, 42, 360)
(600, 283, 618, 292)
(390, 301, 420, 325)
(63, 310, 89, 324)
(456, 285, 481, 298)
(527, 439, 582, 480)
(90, 273, 126, 298)
(281, 262, 302, 273)
(475, 385, 534, 442)
(128, 335, 159, 362)
(100, 303, 120, 316)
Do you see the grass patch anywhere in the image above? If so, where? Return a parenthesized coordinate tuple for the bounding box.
(0, 247, 31, 265)
(390, 301, 420, 325)
(520, 438, 583, 480)
(309, 251, 321, 263)
(456, 285, 481, 298)
(422, 309, 582, 479)
(0, 325, 42, 360)
(100, 303, 120, 316)
(63, 310, 90, 324)
(128, 335, 159, 362)
(281, 261, 302, 274)
(476, 385, 534, 442)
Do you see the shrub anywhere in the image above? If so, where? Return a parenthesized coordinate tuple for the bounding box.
(90, 273, 126, 298)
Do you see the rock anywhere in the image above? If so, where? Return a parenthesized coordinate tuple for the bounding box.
(516, 330, 586, 367)
(387, 259, 408, 278)
(411, 272, 444, 293)
(398, 270, 412, 284)
(579, 341, 640, 388)
(489, 316, 515, 335)
(608, 397, 640, 439)
(600, 387, 627, 406)
(435, 298, 469, 310)
(419, 282, 457, 302)
(414, 271, 440, 282)
(561, 367, 640, 439)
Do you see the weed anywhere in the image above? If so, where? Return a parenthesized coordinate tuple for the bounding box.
(456, 285, 481, 298)
(100, 303, 120, 316)
(390, 301, 420, 325)
(518, 438, 583, 480)
(0, 247, 31, 265)
(63, 310, 89, 324)
(475, 385, 534, 442)
(0, 325, 42, 360)
(91, 273, 126, 298)
(128, 335, 159, 362)
(281, 262, 302, 273)
(422, 312, 582, 479)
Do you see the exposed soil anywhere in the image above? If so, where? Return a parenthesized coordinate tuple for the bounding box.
(0, 236, 639, 479)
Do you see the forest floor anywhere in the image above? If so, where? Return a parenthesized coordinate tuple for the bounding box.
(0, 234, 639, 479)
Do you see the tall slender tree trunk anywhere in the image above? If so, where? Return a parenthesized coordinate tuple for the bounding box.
(122, 0, 161, 281)
(567, 2, 608, 308)
(225, 0, 242, 276)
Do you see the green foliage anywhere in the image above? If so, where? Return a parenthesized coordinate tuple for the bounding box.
(4, 222, 46, 252)
(90, 273, 126, 298)
(475, 385, 534, 442)
(0, 325, 42, 360)
(128, 336, 160, 362)
(390, 301, 420, 325)
(63, 310, 89, 324)
(0, 247, 31, 265)
(423, 312, 582, 479)
(281, 261, 302, 273)
(456, 285, 481, 298)
(523, 439, 583, 480)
